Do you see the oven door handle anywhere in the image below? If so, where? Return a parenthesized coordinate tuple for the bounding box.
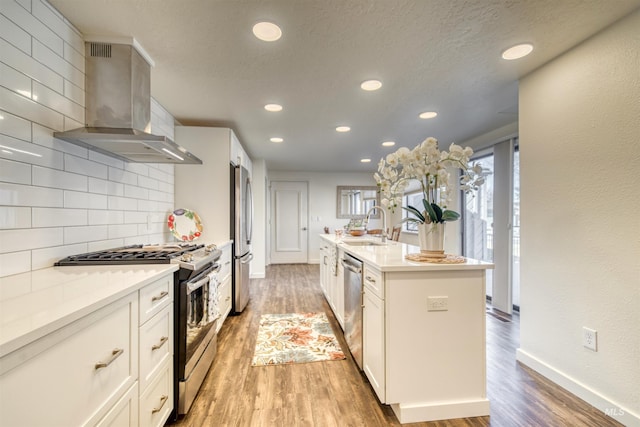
(187, 277, 209, 294)
(185, 263, 219, 294)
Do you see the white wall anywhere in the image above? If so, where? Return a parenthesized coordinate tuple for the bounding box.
(267, 170, 377, 263)
(517, 10, 640, 425)
(251, 158, 267, 278)
(0, 0, 176, 278)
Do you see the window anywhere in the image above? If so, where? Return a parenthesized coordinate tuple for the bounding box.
(401, 191, 423, 232)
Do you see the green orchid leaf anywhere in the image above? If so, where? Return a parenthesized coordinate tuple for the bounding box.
(422, 199, 438, 223)
(403, 206, 425, 223)
(431, 203, 443, 222)
(442, 209, 461, 222)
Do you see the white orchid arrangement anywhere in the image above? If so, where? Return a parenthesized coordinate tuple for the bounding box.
(374, 137, 484, 225)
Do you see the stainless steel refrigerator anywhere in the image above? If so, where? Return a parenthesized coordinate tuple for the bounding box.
(231, 164, 253, 313)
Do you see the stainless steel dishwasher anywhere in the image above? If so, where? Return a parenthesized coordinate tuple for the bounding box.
(342, 253, 363, 370)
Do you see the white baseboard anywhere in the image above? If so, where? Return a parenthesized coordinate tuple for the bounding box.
(516, 348, 639, 427)
(391, 399, 490, 424)
(249, 273, 265, 279)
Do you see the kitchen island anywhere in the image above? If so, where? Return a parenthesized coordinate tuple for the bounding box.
(319, 234, 493, 424)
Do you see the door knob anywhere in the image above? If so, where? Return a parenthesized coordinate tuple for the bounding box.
(302, 227, 308, 231)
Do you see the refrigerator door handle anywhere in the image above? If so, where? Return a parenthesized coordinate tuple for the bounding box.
(240, 253, 254, 264)
(245, 176, 253, 245)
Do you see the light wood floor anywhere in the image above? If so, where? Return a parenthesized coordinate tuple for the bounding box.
(170, 264, 622, 427)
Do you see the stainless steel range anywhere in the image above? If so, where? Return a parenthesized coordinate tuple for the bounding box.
(55, 243, 222, 419)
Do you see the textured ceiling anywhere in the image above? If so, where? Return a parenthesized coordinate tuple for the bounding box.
(49, 0, 640, 171)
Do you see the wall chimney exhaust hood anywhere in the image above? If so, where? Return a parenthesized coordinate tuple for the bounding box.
(54, 41, 202, 164)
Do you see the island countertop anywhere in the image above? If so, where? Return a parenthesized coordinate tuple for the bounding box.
(320, 233, 493, 272)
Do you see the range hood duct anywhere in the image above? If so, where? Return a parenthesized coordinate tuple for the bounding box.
(54, 42, 202, 164)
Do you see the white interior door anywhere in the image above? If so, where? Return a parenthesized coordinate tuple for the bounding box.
(270, 181, 308, 264)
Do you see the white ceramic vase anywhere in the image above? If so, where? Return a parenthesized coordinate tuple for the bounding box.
(417, 222, 446, 257)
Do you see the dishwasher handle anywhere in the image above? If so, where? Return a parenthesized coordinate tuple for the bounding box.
(341, 258, 362, 274)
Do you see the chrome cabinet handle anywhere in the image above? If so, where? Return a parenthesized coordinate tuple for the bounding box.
(152, 291, 168, 302)
(151, 336, 168, 351)
(225, 296, 231, 301)
(95, 348, 124, 370)
(365, 276, 376, 283)
(151, 395, 168, 414)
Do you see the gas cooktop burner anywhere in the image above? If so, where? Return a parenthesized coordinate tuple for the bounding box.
(54, 244, 208, 266)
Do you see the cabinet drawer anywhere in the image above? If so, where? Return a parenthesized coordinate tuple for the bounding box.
(0, 295, 137, 427)
(219, 246, 232, 281)
(217, 276, 232, 332)
(139, 358, 173, 427)
(363, 264, 384, 299)
(96, 382, 139, 427)
(139, 274, 173, 325)
(139, 304, 172, 393)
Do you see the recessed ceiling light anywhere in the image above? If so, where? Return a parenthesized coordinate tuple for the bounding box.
(360, 158, 371, 163)
(501, 43, 533, 60)
(360, 80, 382, 91)
(382, 141, 395, 147)
(270, 137, 283, 143)
(419, 111, 438, 119)
(264, 103, 283, 112)
(336, 126, 351, 132)
(253, 22, 282, 42)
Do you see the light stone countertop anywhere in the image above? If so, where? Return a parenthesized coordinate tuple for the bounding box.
(0, 264, 179, 358)
(320, 234, 494, 272)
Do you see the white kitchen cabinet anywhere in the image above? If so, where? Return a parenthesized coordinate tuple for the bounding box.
(175, 127, 252, 244)
(363, 278, 385, 403)
(0, 271, 175, 427)
(230, 129, 252, 172)
(0, 294, 138, 427)
(217, 242, 233, 332)
(319, 240, 344, 328)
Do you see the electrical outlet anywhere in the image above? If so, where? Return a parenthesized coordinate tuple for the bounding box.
(427, 296, 448, 311)
(583, 327, 597, 351)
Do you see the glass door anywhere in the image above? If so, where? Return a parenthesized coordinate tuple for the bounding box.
(463, 154, 494, 299)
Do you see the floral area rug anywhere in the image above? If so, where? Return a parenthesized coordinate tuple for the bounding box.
(251, 312, 346, 366)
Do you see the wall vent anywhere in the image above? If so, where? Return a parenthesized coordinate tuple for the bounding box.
(90, 43, 112, 58)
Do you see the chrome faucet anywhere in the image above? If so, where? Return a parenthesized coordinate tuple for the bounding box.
(365, 206, 387, 243)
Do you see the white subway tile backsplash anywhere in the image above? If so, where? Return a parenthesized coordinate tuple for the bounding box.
(1, 1, 179, 273)
(108, 223, 138, 239)
(63, 41, 84, 73)
(32, 207, 86, 227)
(31, 242, 86, 270)
(32, 39, 84, 89)
(0, 61, 33, 98)
(0, 251, 31, 277)
(0, 158, 31, 185)
(64, 154, 107, 179)
(124, 211, 147, 224)
(87, 239, 123, 252)
(137, 175, 159, 190)
(1, 0, 63, 55)
(64, 225, 108, 244)
(63, 79, 83, 106)
(0, 110, 31, 141)
(89, 150, 124, 169)
(32, 0, 83, 53)
(0, 38, 64, 94)
(1, 133, 64, 168)
(33, 123, 86, 157)
(0, 182, 63, 207)
(0, 86, 64, 130)
(108, 195, 137, 211)
(33, 165, 86, 191)
(88, 209, 123, 225)
(32, 81, 84, 123)
(0, 206, 31, 229)
(124, 184, 148, 200)
(108, 167, 137, 185)
(63, 190, 107, 209)
(0, 13, 31, 55)
(0, 227, 62, 254)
